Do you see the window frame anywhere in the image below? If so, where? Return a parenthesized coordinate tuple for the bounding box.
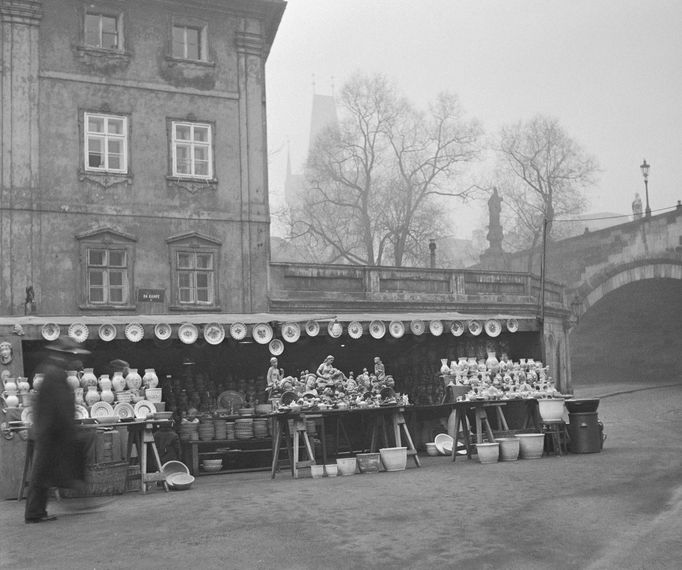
(83, 10, 124, 51)
(77, 228, 137, 311)
(170, 20, 208, 62)
(169, 120, 214, 180)
(83, 112, 129, 174)
(167, 232, 222, 311)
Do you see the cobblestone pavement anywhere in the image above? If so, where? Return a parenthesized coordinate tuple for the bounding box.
(2, 381, 681, 570)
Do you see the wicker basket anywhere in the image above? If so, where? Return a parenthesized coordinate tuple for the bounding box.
(61, 461, 129, 498)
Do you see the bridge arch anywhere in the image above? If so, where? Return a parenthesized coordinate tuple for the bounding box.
(571, 258, 682, 319)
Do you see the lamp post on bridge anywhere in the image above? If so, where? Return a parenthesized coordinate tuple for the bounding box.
(640, 159, 651, 217)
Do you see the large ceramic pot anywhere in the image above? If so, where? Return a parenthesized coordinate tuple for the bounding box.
(80, 368, 97, 388)
(85, 385, 101, 406)
(111, 371, 126, 392)
(336, 457, 357, 476)
(125, 369, 142, 391)
(98, 374, 112, 391)
(537, 399, 566, 422)
(517, 433, 545, 459)
(356, 452, 381, 473)
(143, 368, 159, 389)
(379, 447, 407, 471)
(475, 442, 499, 464)
(496, 437, 520, 461)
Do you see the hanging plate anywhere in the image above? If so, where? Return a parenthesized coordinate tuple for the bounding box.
(347, 321, 363, 339)
(506, 318, 519, 333)
(230, 322, 247, 341)
(68, 322, 89, 343)
(467, 320, 483, 336)
(450, 321, 465, 337)
(178, 323, 199, 345)
(410, 320, 425, 336)
(281, 323, 301, 343)
(204, 323, 225, 345)
(389, 320, 405, 339)
(154, 323, 172, 341)
(484, 319, 502, 338)
(252, 323, 273, 344)
(125, 322, 144, 343)
(429, 320, 443, 337)
(327, 321, 343, 338)
(269, 338, 284, 356)
(369, 320, 386, 339)
(98, 323, 117, 342)
(41, 322, 61, 341)
(305, 320, 320, 337)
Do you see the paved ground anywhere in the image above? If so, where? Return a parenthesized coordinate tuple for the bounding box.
(2, 380, 681, 570)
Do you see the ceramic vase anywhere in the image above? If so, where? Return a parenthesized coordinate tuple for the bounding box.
(74, 387, 85, 406)
(80, 368, 97, 388)
(440, 359, 450, 374)
(112, 371, 126, 392)
(66, 370, 80, 391)
(32, 373, 44, 391)
(485, 351, 499, 372)
(2, 392, 19, 408)
(3, 377, 18, 395)
(142, 368, 159, 389)
(17, 377, 30, 394)
(98, 374, 112, 391)
(126, 368, 142, 391)
(85, 385, 100, 406)
(100, 386, 115, 404)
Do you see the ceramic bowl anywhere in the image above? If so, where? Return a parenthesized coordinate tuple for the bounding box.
(167, 472, 194, 490)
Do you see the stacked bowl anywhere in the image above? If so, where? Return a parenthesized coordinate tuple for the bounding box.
(201, 459, 223, 473)
(198, 420, 215, 441)
(179, 421, 199, 441)
(226, 422, 236, 440)
(234, 418, 254, 439)
(253, 418, 268, 438)
(214, 419, 227, 440)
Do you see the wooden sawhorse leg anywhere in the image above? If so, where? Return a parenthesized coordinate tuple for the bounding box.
(138, 422, 168, 493)
(391, 411, 421, 468)
(473, 408, 496, 443)
(369, 415, 390, 452)
(291, 418, 316, 478)
(451, 405, 472, 462)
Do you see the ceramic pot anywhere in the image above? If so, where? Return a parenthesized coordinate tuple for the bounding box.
(98, 374, 112, 391)
(2, 392, 19, 408)
(475, 442, 500, 464)
(17, 377, 30, 394)
(3, 377, 18, 395)
(425, 442, 439, 456)
(496, 437, 520, 461)
(379, 447, 407, 471)
(20, 392, 34, 407)
(485, 351, 499, 372)
(324, 464, 338, 477)
(311, 465, 325, 479)
(85, 385, 100, 406)
(143, 368, 159, 389)
(66, 370, 80, 391)
(537, 399, 566, 422)
(111, 371, 126, 392)
(336, 457, 357, 476)
(32, 373, 44, 391)
(440, 359, 450, 374)
(125, 368, 142, 391)
(356, 453, 381, 473)
(100, 387, 115, 404)
(517, 433, 545, 459)
(80, 368, 97, 388)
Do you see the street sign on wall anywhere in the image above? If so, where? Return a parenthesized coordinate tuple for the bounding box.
(137, 288, 165, 303)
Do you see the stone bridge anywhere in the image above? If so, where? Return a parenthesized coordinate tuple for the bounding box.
(506, 206, 682, 320)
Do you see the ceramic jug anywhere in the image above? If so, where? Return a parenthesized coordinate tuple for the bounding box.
(98, 374, 112, 391)
(17, 377, 30, 394)
(142, 368, 159, 389)
(3, 376, 18, 395)
(80, 368, 98, 388)
(125, 368, 142, 391)
(2, 392, 19, 408)
(111, 371, 126, 392)
(66, 370, 80, 391)
(85, 385, 100, 406)
(100, 386, 115, 404)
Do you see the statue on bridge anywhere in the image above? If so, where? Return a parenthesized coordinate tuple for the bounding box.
(632, 193, 643, 220)
(487, 187, 504, 252)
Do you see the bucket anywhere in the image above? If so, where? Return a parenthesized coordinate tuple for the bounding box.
(568, 412, 604, 453)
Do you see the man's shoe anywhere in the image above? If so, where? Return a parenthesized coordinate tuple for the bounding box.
(25, 515, 58, 524)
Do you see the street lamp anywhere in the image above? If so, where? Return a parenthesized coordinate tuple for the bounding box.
(640, 159, 651, 217)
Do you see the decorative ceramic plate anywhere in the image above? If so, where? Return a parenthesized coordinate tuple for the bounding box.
(41, 322, 60, 341)
(467, 320, 483, 336)
(229, 322, 247, 341)
(369, 320, 386, 339)
(252, 323, 273, 344)
(68, 322, 89, 343)
(347, 321, 363, 339)
(506, 318, 519, 333)
(134, 400, 157, 419)
(113, 402, 136, 420)
(269, 338, 284, 356)
(450, 321, 465, 337)
(124, 322, 144, 343)
(281, 323, 301, 343)
(178, 323, 199, 345)
(98, 323, 117, 342)
(305, 320, 320, 337)
(217, 390, 245, 411)
(327, 321, 343, 338)
(154, 323, 172, 341)
(484, 319, 502, 337)
(21, 407, 33, 425)
(429, 320, 443, 336)
(389, 320, 405, 339)
(74, 404, 90, 420)
(410, 320, 425, 336)
(204, 323, 225, 345)
(90, 401, 115, 418)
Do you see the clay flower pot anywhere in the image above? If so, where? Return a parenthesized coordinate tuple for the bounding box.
(379, 447, 407, 471)
(496, 437, 520, 461)
(517, 433, 545, 459)
(475, 442, 499, 464)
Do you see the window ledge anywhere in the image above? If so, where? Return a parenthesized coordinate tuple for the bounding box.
(169, 305, 222, 312)
(166, 176, 218, 194)
(164, 55, 215, 68)
(78, 304, 137, 312)
(74, 45, 132, 72)
(79, 170, 133, 189)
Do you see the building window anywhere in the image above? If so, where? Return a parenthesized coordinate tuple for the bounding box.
(77, 228, 136, 310)
(172, 24, 205, 61)
(171, 121, 212, 179)
(85, 12, 122, 50)
(176, 251, 214, 304)
(86, 248, 128, 304)
(84, 113, 128, 173)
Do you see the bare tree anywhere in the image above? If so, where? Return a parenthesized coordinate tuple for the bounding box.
(283, 72, 482, 266)
(495, 115, 598, 272)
